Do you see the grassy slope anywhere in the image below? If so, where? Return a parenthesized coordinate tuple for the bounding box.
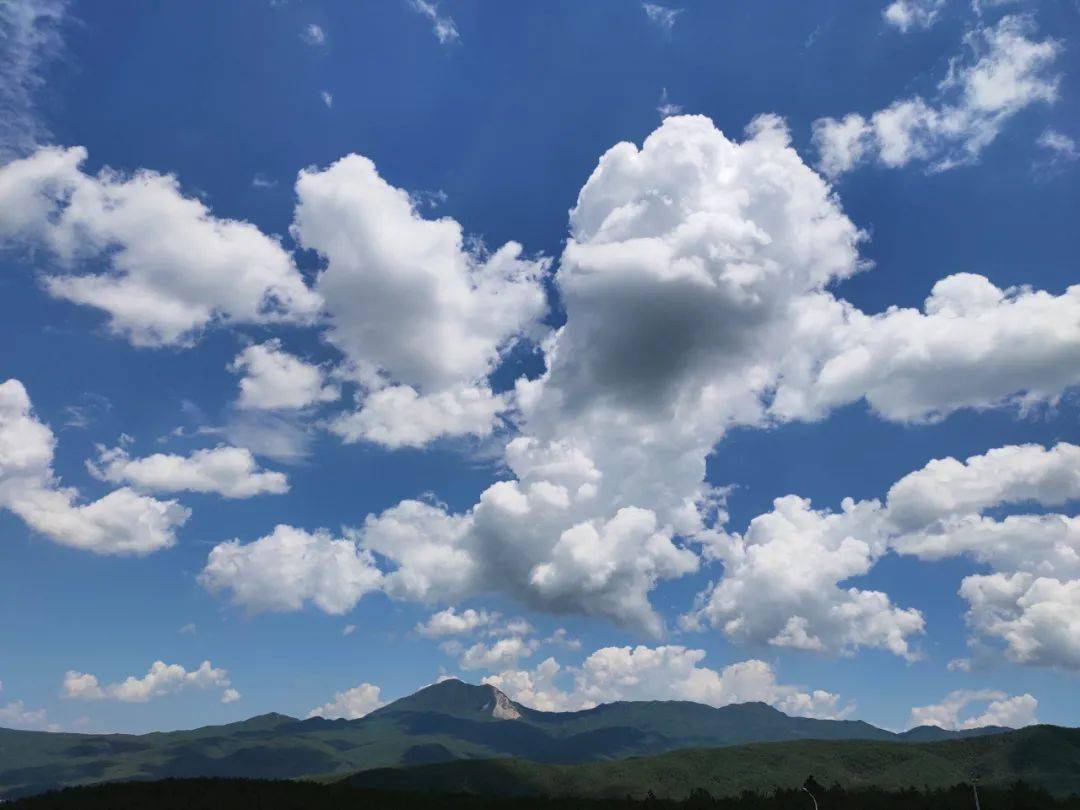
(342, 725, 1080, 800)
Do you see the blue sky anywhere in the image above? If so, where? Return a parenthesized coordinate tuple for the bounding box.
(0, 0, 1078, 735)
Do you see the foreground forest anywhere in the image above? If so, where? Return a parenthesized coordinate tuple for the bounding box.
(9, 778, 1080, 809)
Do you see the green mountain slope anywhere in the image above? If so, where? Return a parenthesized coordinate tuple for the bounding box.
(342, 725, 1080, 800)
(0, 679, 1015, 800)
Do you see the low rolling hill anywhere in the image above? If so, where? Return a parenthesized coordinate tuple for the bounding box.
(342, 725, 1080, 800)
(0, 679, 1015, 799)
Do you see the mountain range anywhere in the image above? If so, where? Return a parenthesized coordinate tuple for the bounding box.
(0, 679, 1040, 800)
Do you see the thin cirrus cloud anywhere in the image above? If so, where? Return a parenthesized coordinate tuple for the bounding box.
(813, 15, 1060, 176)
(409, 0, 459, 44)
(0, 0, 67, 159)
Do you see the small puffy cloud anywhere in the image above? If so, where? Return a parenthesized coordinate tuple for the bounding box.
(0, 379, 189, 555)
(229, 340, 339, 411)
(179, 622, 197, 636)
(320, 90, 333, 108)
(409, 0, 458, 44)
(308, 682, 383, 719)
(814, 15, 1060, 175)
(199, 524, 383, 614)
(883, 0, 945, 33)
(0, 699, 54, 731)
(487, 646, 850, 719)
(221, 688, 241, 704)
(417, 607, 499, 638)
(329, 384, 505, 448)
(908, 689, 1038, 729)
(459, 637, 539, 671)
(89, 444, 288, 499)
(342, 624, 357, 637)
(642, 3, 681, 33)
(62, 660, 231, 703)
(0, 147, 321, 346)
(300, 23, 325, 45)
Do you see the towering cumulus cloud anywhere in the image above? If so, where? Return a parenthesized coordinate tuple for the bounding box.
(203, 113, 1080, 649)
(0, 379, 189, 554)
(335, 114, 865, 633)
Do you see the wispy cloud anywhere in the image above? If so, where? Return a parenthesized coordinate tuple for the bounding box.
(251, 172, 278, 189)
(321, 90, 333, 108)
(300, 23, 325, 46)
(656, 87, 682, 119)
(410, 0, 459, 45)
(642, 3, 681, 34)
(0, 0, 68, 159)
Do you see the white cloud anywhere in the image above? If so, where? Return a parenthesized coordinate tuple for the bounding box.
(221, 688, 241, 704)
(409, 0, 458, 44)
(0, 147, 322, 346)
(1036, 128, 1078, 161)
(292, 153, 547, 433)
(0, 379, 189, 555)
(179, 622, 197, 635)
(883, 0, 946, 33)
(656, 87, 682, 119)
(230, 340, 339, 411)
(89, 444, 288, 499)
(773, 275, 1080, 423)
(459, 636, 539, 671)
(198, 114, 1080, 644)
(300, 23, 325, 45)
(308, 682, 382, 719)
(0, 0, 66, 158)
(62, 660, 231, 703)
(814, 15, 1060, 175)
(683, 495, 925, 659)
(642, 3, 681, 33)
(199, 524, 383, 614)
(487, 646, 850, 719)
(908, 689, 1038, 729)
(961, 573, 1080, 669)
(329, 384, 505, 448)
(320, 90, 333, 108)
(0, 698, 54, 731)
(342, 624, 356, 636)
(886, 442, 1080, 532)
(687, 441, 1080, 668)
(417, 607, 499, 637)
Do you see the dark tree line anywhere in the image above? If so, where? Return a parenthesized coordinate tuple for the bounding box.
(8, 778, 1080, 809)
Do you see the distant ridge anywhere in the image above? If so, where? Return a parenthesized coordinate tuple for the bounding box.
(0, 679, 1019, 800)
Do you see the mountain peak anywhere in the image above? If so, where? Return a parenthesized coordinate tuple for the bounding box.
(371, 679, 523, 721)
